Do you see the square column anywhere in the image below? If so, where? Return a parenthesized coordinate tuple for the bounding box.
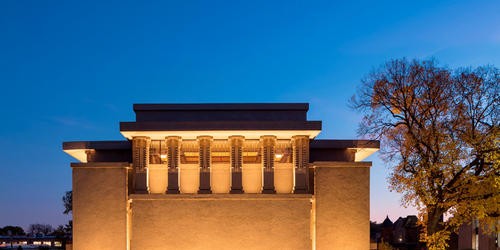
(261, 136, 276, 194)
(229, 136, 244, 194)
(292, 135, 309, 194)
(132, 136, 150, 194)
(198, 136, 212, 194)
(166, 136, 181, 194)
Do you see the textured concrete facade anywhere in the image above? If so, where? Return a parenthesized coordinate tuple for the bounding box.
(72, 163, 130, 250)
(64, 103, 379, 250)
(314, 161, 371, 250)
(130, 195, 311, 250)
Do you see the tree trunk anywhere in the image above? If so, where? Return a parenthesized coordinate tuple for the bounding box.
(427, 206, 444, 235)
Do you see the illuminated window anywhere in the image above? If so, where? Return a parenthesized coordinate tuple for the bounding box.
(149, 140, 167, 164)
(212, 140, 230, 163)
(243, 140, 261, 163)
(180, 140, 199, 164)
(275, 140, 292, 163)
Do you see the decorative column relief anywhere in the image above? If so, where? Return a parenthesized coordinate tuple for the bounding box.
(85, 149, 96, 162)
(261, 135, 276, 194)
(292, 135, 309, 194)
(166, 136, 181, 194)
(229, 136, 244, 194)
(198, 136, 212, 194)
(132, 136, 150, 194)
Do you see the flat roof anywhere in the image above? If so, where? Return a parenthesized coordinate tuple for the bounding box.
(134, 103, 309, 111)
(63, 141, 131, 150)
(120, 121, 322, 132)
(310, 139, 380, 149)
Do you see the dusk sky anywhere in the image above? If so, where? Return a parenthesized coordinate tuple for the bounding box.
(1, 0, 499, 229)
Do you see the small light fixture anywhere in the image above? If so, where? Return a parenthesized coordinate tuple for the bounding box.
(160, 154, 167, 159)
(275, 153, 283, 160)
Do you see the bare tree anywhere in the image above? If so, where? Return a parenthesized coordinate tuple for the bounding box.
(62, 190, 72, 215)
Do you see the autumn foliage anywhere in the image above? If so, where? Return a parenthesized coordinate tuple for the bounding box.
(352, 59, 499, 249)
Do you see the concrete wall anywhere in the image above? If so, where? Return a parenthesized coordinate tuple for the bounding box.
(313, 161, 371, 250)
(72, 162, 130, 250)
(70, 160, 373, 250)
(130, 194, 312, 250)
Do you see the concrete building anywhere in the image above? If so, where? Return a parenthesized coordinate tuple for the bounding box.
(63, 103, 379, 250)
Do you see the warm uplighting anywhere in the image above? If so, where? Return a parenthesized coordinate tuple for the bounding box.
(121, 129, 321, 140)
(242, 163, 263, 193)
(274, 162, 293, 193)
(180, 164, 200, 193)
(66, 103, 379, 249)
(184, 152, 199, 157)
(148, 164, 168, 194)
(275, 153, 284, 160)
(212, 151, 230, 157)
(211, 163, 231, 193)
(349, 147, 379, 162)
(243, 151, 258, 156)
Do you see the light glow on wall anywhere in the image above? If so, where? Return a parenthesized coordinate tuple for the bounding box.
(242, 163, 263, 193)
(275, 153, 284, 161)
(275, 163, 293, 193)
(211, 163, 231, 193)
(120, 130, 321, 140)
(179, 164, 200, 193)
(350, 147, 379, 161)
(63, 149, 88, 163)
(148, 164, 168, 194)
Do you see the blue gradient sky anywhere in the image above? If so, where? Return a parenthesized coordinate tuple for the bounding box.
(1, 0, 499, 228)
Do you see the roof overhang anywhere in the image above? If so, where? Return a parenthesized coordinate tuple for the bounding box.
(119, 120, 322, 140)
(120, 130, 321, 140)
(350, 147, 379, 162)
(63, 149, 89, 163)
(311, 139, 380, 162)
(62, 141, 130, 163)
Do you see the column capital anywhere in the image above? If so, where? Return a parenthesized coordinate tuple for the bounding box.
(260, 135, 277, 145)
(197, 135, 213, 141)
(229, 136, 244, 146)
(291, 135, 309, 141)
(229, 135, 245, 141)
(166, 136, 182, 141)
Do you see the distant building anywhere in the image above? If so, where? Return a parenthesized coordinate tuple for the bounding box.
(63, 103, 379, 249)
(0, 235, 66, 248)
(372, 215, 423, 250)
(372, 216, 500, 250)
(457, 219, 500, 250)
